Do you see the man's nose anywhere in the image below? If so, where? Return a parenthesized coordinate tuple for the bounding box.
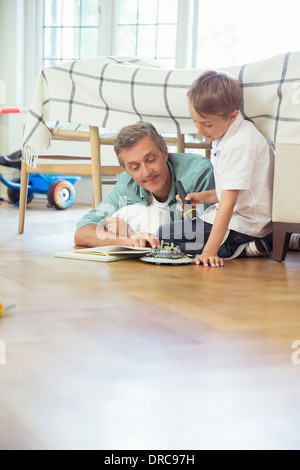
(141, 163, 152, 178)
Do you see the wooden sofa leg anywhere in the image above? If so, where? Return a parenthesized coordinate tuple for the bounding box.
(273, 222, 291, 262)
(89, 126, 102, 208)
(18, 161, 29, 234)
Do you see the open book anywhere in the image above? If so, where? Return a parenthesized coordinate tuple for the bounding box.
(54, 245, 151, 263)
(75, 245, 151, 256)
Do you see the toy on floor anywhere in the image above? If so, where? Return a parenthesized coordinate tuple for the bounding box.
(0, 302, 15, 317)
(140, 241, 194, 265)
(0, 150, 81, 209)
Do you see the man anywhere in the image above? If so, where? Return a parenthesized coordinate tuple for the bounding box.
(74, 122, 215, 248)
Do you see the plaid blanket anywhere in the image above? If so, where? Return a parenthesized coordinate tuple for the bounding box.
(23, 53, 300, 166)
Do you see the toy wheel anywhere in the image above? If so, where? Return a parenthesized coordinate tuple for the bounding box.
(47, 180, 76, 210)
(7, 178, 34, 205)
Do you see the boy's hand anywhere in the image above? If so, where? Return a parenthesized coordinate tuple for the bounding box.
(194, 251, 225, 268)
(176, 192, 203, 212)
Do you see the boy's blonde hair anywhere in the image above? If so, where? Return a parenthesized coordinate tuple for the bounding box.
(188, 70, 242, 119)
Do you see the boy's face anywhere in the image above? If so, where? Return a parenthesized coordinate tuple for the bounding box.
(189, 103, 239, 142)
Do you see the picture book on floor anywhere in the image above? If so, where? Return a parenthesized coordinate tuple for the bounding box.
(54, 245, 151, 263)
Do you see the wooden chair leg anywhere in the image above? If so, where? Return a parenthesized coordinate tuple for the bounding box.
(89, 126, 102, 208)
(272, 222, 291, 262)
(177, 134, 185, 153)
(18, 161, 29, 234)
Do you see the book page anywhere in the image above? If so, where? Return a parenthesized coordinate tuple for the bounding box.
(54, 251, 140, 263)
(74, 245, 151, 255)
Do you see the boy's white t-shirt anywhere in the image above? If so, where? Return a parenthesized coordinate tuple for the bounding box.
(201, 113, 274, 238)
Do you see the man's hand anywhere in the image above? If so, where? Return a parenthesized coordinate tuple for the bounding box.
(194, 251, 224, 268)
(105, 218, 160, 248)
(130, 232, 160, 248)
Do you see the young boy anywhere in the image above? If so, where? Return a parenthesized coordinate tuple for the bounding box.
(159, 70, 274, 267)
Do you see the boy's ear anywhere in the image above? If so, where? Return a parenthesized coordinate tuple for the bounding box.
(229, 110, 239, 123)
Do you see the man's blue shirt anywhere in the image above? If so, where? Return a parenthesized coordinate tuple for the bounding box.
(76, 152, 215, 229)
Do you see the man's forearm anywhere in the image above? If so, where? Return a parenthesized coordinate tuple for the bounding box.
(75, 224, 160, 248)
(74, 224, 131, 247)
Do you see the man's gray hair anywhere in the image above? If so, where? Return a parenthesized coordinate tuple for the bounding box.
(114, 122, 167, 168)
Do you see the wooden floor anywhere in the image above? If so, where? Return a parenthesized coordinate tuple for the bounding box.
(1, 201, 300, 450)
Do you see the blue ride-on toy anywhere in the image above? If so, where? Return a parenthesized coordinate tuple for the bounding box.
(0, 150, 82, 209)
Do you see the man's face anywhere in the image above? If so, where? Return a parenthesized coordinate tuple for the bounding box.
(189, 102, 239, 142)
(120, 137, 170, 198)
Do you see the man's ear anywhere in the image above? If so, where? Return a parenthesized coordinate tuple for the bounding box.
(163, 146, 168, 160)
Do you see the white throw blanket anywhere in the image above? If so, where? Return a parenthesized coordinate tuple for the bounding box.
(23, 53, 300, 166)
